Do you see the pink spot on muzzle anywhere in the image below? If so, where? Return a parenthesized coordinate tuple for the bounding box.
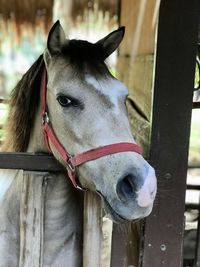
(137, 167, 157, 208)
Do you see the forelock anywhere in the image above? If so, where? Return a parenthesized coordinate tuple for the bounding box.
(59, 39, 110, 77)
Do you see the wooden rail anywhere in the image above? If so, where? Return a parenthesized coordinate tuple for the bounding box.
(188, 164, 200, 169)
(193, 102, 200, 109)
(0, 152, 62, 171)
(187, 185, 200, 191)
(0, 152, 105, 267)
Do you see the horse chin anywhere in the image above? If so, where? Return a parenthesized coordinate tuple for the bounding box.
(103, 200, 127, 223)
(100, 195, 138, 224)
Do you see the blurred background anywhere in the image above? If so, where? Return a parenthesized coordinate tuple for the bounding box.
(0, 0, 119, 99)
(0, 0, 121, 142)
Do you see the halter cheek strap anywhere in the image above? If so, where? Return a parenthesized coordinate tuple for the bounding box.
(41, 69, 143, 190)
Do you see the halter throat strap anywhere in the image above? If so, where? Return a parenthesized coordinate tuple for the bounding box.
(41, 69, 143, 190)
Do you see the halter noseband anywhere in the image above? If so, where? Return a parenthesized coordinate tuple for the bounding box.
(41, 69, 143, 190)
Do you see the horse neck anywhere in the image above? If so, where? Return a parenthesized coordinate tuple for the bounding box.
(43, 173, 83, 265)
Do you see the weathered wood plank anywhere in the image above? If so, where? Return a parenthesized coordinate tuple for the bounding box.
(83, 191, 102, 267)
(140, 0, 200, 266)
(101, 218, 113, 267)
(19, 171, 47, 267)
(118, 54, 154, 124)
(195, 201, 200, 266)
(0, 152, 62, 171)
(119, 0, 156, 56)
(118, 0, 157, 155)
(126, 98, 150, 158)
(117, 55, 153, 158)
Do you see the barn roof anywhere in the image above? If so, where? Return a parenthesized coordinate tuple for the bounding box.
(0, 0, 119, 33)
(0, 0, 53, 30)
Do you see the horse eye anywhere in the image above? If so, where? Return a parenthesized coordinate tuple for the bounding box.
(57, 95, 72, 107)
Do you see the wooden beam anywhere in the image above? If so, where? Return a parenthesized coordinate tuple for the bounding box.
(0, 152, 62, 172)
(140, 1, 200, 266)
(119, 0, 156, 56)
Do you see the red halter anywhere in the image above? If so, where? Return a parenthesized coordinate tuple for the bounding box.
(41, 69, 143, 190)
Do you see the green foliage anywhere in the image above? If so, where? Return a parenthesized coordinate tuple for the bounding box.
(0, 104, 8, 141)
(0, 104, 8, 124)
(189, 109, 200, 162)
(0, 129, 3, 140)
(194, 61, 200, 90)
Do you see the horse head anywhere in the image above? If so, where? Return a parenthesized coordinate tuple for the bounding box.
(39, 21, 157, 222)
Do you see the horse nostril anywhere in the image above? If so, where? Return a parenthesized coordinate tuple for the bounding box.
(117, 174, 136, 201)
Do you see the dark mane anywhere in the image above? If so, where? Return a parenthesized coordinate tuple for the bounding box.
(3, 55, 44, 152)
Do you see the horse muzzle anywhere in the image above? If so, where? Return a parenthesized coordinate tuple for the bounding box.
(98, 165, 157, 222)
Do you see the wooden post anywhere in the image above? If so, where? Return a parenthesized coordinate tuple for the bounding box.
(19, 171, 47, 267)
(83, 191, 103, 267)
(101, 217, 113, 267)
(111, 224, 129, 267)
(140, 1, 200, 266)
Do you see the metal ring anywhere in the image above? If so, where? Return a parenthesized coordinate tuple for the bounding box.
(66, 156, 75, 172)
(42, 112, 50, 124)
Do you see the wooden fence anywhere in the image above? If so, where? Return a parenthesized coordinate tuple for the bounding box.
(0, 153, 107, 267)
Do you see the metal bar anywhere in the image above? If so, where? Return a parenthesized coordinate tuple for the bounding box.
(0, 152, 62, 172)
(185, 203, 200, 210)
(187, 185, 200, 190)
(188, 164, 200, 169)
(140, 1, 200, 267)
(193, 102, 200, 109)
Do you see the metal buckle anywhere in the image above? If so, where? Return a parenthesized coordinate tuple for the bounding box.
(66, 154, 86, 191)
(42, 112, 50, 124)
(66, 154, 75, 172)
(76, 184, 85, 191)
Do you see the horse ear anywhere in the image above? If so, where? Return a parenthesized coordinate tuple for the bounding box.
(47, 20, 66, 56)
(96, 27, 125, 59)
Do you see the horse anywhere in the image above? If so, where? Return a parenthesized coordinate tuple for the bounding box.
(0, 21, 157, 267)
